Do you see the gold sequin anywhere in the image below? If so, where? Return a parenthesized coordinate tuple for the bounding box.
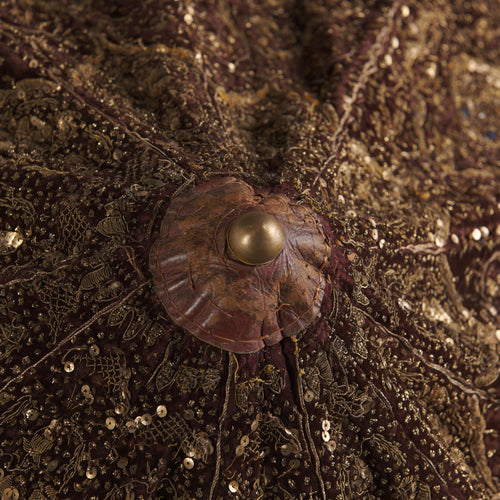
(86, 466, 97, 479)
(280, 443, 292, 456)
(228, 480, 239, 493)
(126, 421, 137, 433)
(141, 413, 152, 425)
(304, 390, 315, 402)
(105, 417, 116, 430)
(1, 487, 20, 500)
(89, 344, 100, 356)
(156, 405, 167, 417)
(114, 403, 126, 415)
(64, 361, 74, 372)
(326, 441, 336, 453)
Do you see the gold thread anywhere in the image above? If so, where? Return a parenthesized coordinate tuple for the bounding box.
(208, 353, 234, 500)
(293, 339, 327, 500)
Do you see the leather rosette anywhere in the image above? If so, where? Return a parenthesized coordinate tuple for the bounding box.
(150, 177, 330, 353)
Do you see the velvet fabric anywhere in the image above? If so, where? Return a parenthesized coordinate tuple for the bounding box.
(0, 0, 499, 499)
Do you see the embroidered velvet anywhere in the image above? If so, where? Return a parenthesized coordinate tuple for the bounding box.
(0, 0, 499, 499)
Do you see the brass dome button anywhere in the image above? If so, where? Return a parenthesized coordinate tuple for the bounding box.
(227, 211, 284, 265)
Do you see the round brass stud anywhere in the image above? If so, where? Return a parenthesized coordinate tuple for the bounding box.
(227, 211, 284, 266)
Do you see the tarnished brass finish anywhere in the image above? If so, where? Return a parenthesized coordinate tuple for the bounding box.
(227, 211, 284, 265)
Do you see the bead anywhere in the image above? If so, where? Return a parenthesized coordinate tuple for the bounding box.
(471, 228, 482, 240)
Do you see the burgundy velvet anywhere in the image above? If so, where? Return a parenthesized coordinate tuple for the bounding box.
(0, 0, 499, 499)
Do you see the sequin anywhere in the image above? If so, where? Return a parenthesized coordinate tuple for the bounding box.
(141, 413, 152, 425)
(1, 488, 19, 500)
(304, 390, 315, 402)
(156, 405, 167, 417)
(228, 480, 239, 493)
(63, 361, 74, 373)
(125, 421, 137, 433)
(89, 344, 100, 356)
(114, 403, 126, 415)
(326, 442, 336, 453)
(0, 2, 498, 499)
(105, 417, 116, 430)
(86, 466, 97, 479)
(280, 444, 292, 456)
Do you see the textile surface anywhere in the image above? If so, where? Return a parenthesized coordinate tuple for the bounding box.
(0, 0, 499, 499)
